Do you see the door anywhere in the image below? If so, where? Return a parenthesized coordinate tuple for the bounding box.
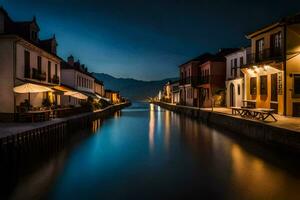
(230, 83, 235, 107)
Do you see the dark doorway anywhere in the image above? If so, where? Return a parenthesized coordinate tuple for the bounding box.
(230, 83, 235, 107)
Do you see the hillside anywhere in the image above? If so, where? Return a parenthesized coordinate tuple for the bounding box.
(92, 73, 177, 101)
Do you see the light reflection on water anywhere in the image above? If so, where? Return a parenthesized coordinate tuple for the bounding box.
(4, 102, 300, 200)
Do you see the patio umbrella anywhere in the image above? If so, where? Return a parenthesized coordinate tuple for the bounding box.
(14, 83, 53, 94)
(95, 94, 110, 102)
(13, 83, 53, 109)
(64, 91, 88, 100)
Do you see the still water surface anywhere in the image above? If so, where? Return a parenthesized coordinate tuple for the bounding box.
(6, 103, 300, 200)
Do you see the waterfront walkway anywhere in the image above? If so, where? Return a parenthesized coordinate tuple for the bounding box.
(0, 103, 129, 138)
(157, 102, 300, 133)
(201, 107, 300, 133)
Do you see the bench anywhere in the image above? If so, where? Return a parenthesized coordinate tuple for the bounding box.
(251, 108, 277, 121)
(230, 107, 277, 122)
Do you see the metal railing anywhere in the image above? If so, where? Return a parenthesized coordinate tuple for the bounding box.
(179, 75, 221, 86)
(32, 68, 46, 81)
(245, 48, 283, 65)
(52, 74, 60, 84)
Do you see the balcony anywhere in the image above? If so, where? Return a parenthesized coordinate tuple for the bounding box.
(245, 48, 283, 65)
(52, 74, 60, 84)
(32, 68, 46, 81)
(179, 75, 225, 86)
(179, 76, 201, 85)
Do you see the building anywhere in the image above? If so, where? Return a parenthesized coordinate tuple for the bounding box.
(179, 49, 238, 108)
(225, 47, 251, 107)
(241, 14, 300, 116)
(105, 89, 120, 104)
(170, 81, 180, 104)
(93, 78, 105, 97)
(162, 81, 172, 103)
(179, 53, 212, 107)
(0, 8, 61, 121)
(61, 55, 95, 106)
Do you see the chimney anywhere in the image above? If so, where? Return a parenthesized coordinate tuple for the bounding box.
(67, 55, 74, 66)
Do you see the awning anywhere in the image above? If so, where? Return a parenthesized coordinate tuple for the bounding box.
(64, 91, 88, 100)
(95, 94, 110, 102)
(82, 91, 99, 100)
(53, 85, 88, 100)
(14, 83, 53, 94)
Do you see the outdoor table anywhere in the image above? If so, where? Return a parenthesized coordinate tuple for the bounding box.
(251, 108, 277, 121)
(230, 107, 277, 122)
(26, 110, 51, 122)
(242, 100, 256, 108)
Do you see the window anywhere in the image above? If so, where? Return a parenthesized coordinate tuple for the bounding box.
(234, 58, 238, 77)
(230, 59, 233, 76)
(48, 61, 51, 82)
(271, 74, 278, 101)
(260, 75, 268, 95)
(239, 57, 243, 67)
(55, 64, 58, 76)
(294, 74, 300, 96)
(31, 31, 37, 41)
(238, 84, 240, 95)
(256, 38, 264, 60)
(24, 50, 30, 78)
(257, 39, 264, 53)
(274, 32, 282, 49)
(37, 56, 42, 73)
(250, 77, 257, 95)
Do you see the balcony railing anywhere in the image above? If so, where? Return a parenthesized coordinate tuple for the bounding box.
(245, 48, 283, 65)
(52, 74, 59, 84)
(32, 68, 46, 81)
(179, 75, 220, 86)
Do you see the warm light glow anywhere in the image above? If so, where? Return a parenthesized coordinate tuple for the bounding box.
(247, 68, 255, 75)
(263, 65, 270, 71)
(253, 65, 260, 73)
(149, 105, 155, 152)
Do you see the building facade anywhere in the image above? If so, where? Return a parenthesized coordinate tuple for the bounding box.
(105, 89, 120, 104)
(195, 49, 238, 108)
(170, 81, 180, 104)
(241, 14, 300, 116)
(61, 55, 95, 106)
(0, 8, 61, 121)
(179, 54, 212, 107)
(225, 47, 250, 108)
(94, 78, 105, 97)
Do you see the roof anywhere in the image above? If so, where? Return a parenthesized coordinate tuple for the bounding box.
(61, 60, 95, 79)
(105, 89, 119, 93)
(91, 73, 104, 85)
(246, 12, 300, 38)
(179, 48, 240, 68)
(0, 7, 58, 56)
(179, 53, 213, 67)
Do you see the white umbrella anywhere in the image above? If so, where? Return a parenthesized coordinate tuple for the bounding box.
(64, 91, 88, 100)
(13, 83, 53, 110)
(14, 83, 53, 93)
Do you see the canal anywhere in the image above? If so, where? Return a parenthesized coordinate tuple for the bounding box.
(2, 102, 300, 200)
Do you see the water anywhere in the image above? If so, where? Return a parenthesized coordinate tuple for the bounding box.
(3, 102, 300, 200)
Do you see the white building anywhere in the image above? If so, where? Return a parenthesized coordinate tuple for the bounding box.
(0, 8, 61, 121)
(170, 81, 180, 104)
(61, 55, 95, 106)
(225, 47, 250, 107)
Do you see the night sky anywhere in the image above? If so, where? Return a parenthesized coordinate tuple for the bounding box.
(1, 0, 300, 80)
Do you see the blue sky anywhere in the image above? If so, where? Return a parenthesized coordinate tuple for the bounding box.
(1, 0, 300, 80)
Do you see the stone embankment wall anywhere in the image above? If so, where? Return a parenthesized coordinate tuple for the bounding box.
(155, 102, 300, 153)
